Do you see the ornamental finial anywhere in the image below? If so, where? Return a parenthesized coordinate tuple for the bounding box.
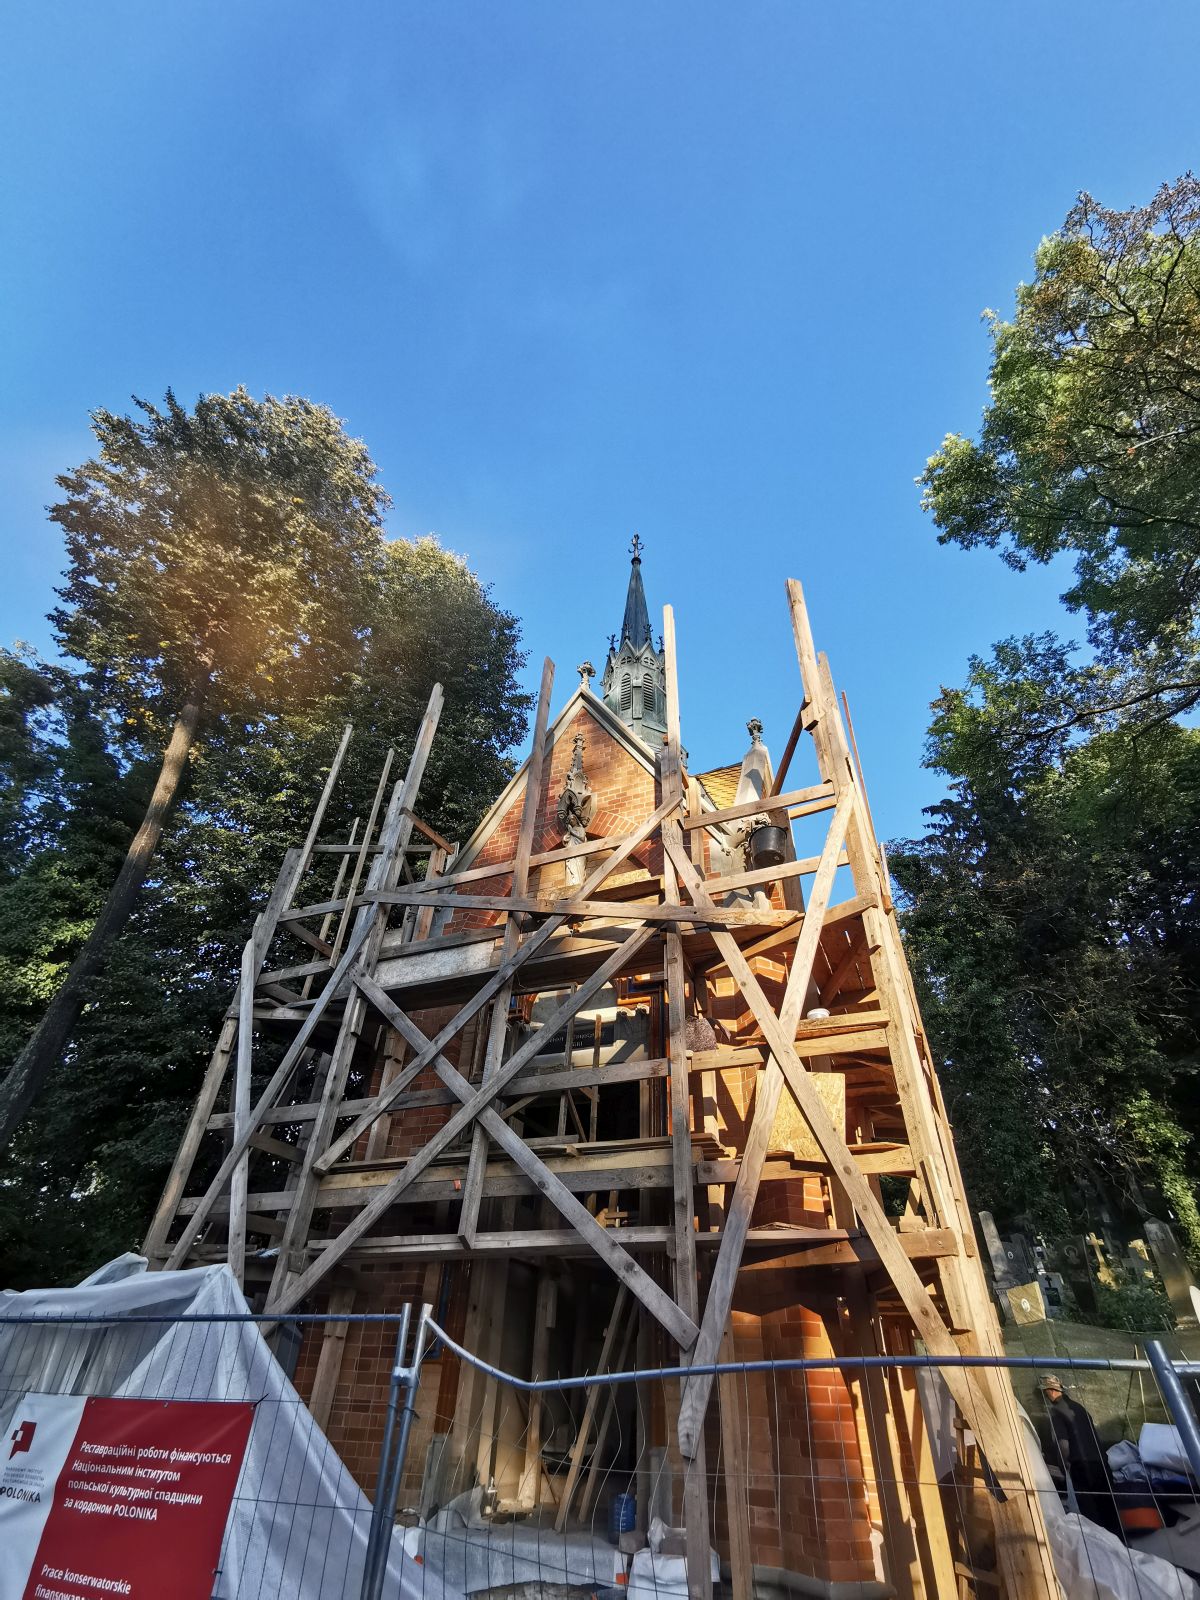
(747, 717, 764, 745)
(629, 533, 643, 561)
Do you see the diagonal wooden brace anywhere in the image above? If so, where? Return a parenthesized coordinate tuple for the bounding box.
(315, 794, 679, 1172)
(351, 972, 699, 1348)
(261, 925, 690, 1329)
(165, 916, 374, 1268)
(665, 834, 1007, 1471)
(666, 791, 853, 1445)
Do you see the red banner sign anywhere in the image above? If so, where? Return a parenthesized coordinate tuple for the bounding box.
(1, 1395, 253, 1600)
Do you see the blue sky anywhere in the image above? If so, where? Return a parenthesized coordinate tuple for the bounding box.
(2, 3, 1197, 841)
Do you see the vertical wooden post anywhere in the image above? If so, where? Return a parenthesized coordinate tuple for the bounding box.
(328, 748, 395, 966)
(227, 927, 258, 1279)
(554, 1284, 630, 1531)
(143, 846, 300, 1263)
(308, 1285, 356, 1431)
(717, 1325, 754, 1600)
(265, 689, 444, 1309)
(459, 659, 555, 1244)
(517, 1272, 557, 1509)
(661, 605, 713, 1600)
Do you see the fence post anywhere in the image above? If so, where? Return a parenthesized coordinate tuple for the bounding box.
(1145, 1339, 1200, 1483)
(362, 1302, 432, 1600)
(362, 1304, 411, 1600)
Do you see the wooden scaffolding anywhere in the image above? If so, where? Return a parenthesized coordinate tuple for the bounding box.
(145, 578, 1058, 1600)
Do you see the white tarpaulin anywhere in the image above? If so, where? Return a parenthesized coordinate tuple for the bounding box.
(918, 1369, 1200, 1600)
(1019, 1412, 1200, 1600)
(0, 1255, 426, 1600)
(403, 1486, 623, 1596)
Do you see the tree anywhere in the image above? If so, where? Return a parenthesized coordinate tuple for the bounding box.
(0, 651, 134, 1071)
(921, 175, 1200, 732)
(890, 637, 1200, 1261)
(0, 536, 530, 1287)
(0, 389, 387, 1151)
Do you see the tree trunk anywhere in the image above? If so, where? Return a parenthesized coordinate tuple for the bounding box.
(0, 686, 207, 1153)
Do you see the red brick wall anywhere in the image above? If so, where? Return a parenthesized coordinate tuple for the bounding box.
(716, 1306, 879, 1587)
(445, 704, 660, 933)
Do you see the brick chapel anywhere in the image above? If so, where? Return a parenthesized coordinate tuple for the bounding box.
(289, 544, 936, 1598)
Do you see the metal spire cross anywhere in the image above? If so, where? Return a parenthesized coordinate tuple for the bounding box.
(629, 533, 644, 561)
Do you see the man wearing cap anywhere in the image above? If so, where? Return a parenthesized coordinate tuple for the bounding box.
(1039, 1373, 1125, 1538)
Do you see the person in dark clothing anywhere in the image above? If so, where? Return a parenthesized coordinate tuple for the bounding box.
(1039, 1373, 1126, 1539)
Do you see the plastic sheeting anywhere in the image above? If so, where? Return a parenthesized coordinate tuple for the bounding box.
(0, 1256, 425, 1600)
(919, 1370, 1199, 1600)
(403, 1487, 623, 1596)
(1020, 1412, 1200, 1600)
(1142, 1424, 1197, 1481)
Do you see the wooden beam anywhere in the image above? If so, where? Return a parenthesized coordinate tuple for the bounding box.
(717, 1324, 754, 1600)
(667, 844, 1022, 1499)
(416, 825, 658, 894)
(668, 787, 852, 1454)
(404, 809, 455, 856)
(662, 601, 713, 1600)
(327, 746, 394, 967)
(553, 1284, 630, 1531)
(342, 970, 699, 1349)
(259, 926, 663, 1316)
(144, 847, 301, 1263)
(315, 796, 679, 1173)
(347, 888, 800, 930)
(307, 1286, 355, 1431)
(165, 916, 374, 1268)
(680, 783, 833, 832)
(188, 1147, 912, 1215)
(735, 1229, 957, 1273)
(766, 701, 808, 799)
(266, 687, 446, 1307)
(208, 1057, 670, 1131)
(227, 930, 256, 1278)
(577, 1314, 638, 1520)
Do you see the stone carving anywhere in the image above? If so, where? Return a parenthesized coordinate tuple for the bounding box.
(577, 660, 596, 689)
(556, 731, 595, 885)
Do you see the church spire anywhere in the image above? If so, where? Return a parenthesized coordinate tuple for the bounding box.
(599, 536, 667, 746)
(620, 533, 653, 651)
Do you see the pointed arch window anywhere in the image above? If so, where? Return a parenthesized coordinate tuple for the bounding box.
(642, 679, 656, 717)
(621, 674, 632, 712)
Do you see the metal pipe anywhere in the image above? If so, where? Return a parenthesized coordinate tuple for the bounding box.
(2, 1309, 1190, 1381)
(0, 1312, 437, 1325)
(422, 1316, 1157, 1393)
(384, 1306, 432, 1540)
(362, 1303, 433, 1600)
(1146, 1339, 1200, 1484)
(361, 1303, 411, 1600)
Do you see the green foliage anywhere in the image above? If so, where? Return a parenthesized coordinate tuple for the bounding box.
(1089, 1273, 1175, 1334)
(921, 175, 1200, 727)
(0, 393, 529, 1287)
(891, 638, 1200, 1261)
(52, 387, 387, 735)
(906, 178, 1200, 1273)
(0, 652, 135, 1064)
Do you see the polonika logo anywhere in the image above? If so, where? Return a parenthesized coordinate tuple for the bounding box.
(9, 1422, 36, 1460)
(3, 1417, 48, 1507)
